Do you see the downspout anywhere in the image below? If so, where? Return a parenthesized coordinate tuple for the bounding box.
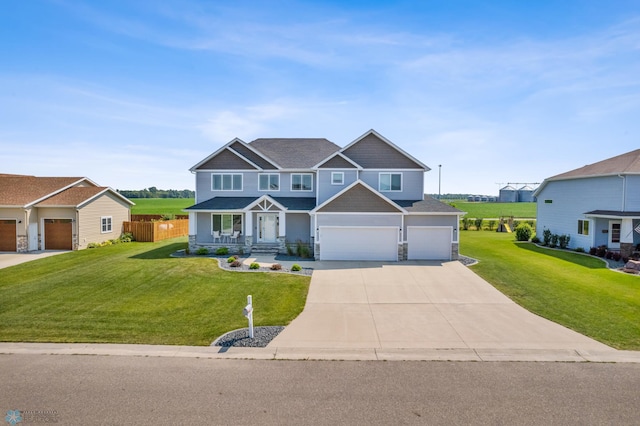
(618, 174, 626, 212)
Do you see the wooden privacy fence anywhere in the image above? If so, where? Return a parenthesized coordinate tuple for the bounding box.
(123, 219, 189, 242)
(131, 214, 189, 221)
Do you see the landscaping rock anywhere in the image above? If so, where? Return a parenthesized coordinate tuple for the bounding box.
(623, 259, 640, 274)
(212, 326, 285, 348)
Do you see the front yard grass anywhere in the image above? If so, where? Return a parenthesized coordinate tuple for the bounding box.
(0, 238, 310, 346)
(461, 231, 640, 350)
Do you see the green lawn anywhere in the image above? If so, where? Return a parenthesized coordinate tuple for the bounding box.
(450, 201, 536, 218)
(460, 231, 640, 350)
(130, 198, 195, 216)
(0, 238, 310, 346)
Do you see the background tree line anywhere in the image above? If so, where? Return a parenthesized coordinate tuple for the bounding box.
(117, 187, 194, 198)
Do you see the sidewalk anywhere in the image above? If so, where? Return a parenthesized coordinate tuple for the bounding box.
(1, 342, 640, 362)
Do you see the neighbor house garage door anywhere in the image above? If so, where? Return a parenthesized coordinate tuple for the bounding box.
(319, 226, 398, 261)
(44, 219, 73, 250)
(407, 226, 452, 260)
(0, 220, 17, 252)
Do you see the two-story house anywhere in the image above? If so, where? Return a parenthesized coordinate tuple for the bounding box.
(186, 130, 462, 261)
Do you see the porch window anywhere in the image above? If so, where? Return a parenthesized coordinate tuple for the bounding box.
(578, 220, 589, 236)
(379, 173, 402, 191)
(291, 174, 313, 191)
(611, 223, 621, 243)
(212, 214, 242, 235)
(101, 216, 112, 233)
(212, 173, 243, 191)
(331, 172, 344, 185)
(259, 174, 280, 191)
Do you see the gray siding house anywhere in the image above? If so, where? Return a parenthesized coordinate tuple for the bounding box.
(534, 149, 640, 257)
(186, 130, 462, 261)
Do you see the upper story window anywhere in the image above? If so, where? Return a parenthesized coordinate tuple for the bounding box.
(379, 173, 402, 191)
(259, 174, 280, 191)
(212, 173, 243, 191)
(331, 172, 344, 185)
(291, 173, 313, 191)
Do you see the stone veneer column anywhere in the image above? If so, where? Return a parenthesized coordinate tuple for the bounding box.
(17, 235, 28, 253)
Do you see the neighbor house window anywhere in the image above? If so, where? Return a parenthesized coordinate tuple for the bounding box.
(291, 174, 313, 191)
(331, 172, 344, 185)
(578, 220, 589, 236)
(101, 216, 112, 233)
(379, 173, 402, 191)
(212, 214, 242, 235)
(259, 174, 280, 191)
(212, 173, 243, 191)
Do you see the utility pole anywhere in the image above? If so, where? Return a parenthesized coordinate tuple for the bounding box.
(438, 165, 442, 200)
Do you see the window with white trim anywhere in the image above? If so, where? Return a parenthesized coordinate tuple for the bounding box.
(212, 173, 243, 191)
(291, 173, 313, 191)
(578, 219, 589, 236)
(331, 172, 344, 185)
(101, 216, 112, 233)
(259, 174, 280, 191)
(212, 214, 242, 235)
(379, 173, 402, 191)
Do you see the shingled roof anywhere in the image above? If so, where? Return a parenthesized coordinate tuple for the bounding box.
(249, 138, 341, 169)
(549, 149, 640, 180)
(35, 187, 111, 207)
(0, 175, 87, 206)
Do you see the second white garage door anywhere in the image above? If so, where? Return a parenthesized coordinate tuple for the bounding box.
(319, 226, 398, 261)
(407, 226, 452, 260)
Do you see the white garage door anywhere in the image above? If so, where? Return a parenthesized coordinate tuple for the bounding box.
(407, 226, 452, 260)
(320, 226, 398, 261)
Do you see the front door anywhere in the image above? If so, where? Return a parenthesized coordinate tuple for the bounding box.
(257, 214, 277, 243)
(609, 220, 621, 250)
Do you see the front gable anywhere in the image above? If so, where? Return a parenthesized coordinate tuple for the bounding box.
(315, 152, 361, 169)
(341, 130, 428, 170)
(314, 181, 405, 213)
(196, 148, 260, 170)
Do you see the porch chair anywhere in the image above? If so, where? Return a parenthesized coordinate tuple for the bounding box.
(213, 230, 222, 244)
(229, 230, 240, 244)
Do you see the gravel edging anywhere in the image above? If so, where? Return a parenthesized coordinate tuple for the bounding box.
(212, 326, 285, 348)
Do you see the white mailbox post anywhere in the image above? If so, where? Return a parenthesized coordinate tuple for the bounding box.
(243, 295, 254, 338)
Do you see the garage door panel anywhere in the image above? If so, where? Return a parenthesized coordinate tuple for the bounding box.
(0, 220, 17, 252)
(408, 227, 451, 260)
(45, 219, 73, 250)
(320, 227, 398, 261)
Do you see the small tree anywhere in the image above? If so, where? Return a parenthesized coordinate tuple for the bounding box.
(515, 223, 532, 241)
(542, 229, 552, 246)
(461, 218, 470, 231)
(474, 218, 484, 231)
(488, 219, 496, 231)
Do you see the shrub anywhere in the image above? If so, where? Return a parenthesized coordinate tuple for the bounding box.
(575, 247, 585, 253)
(249, 262, 260, 270)
(542, 229, 552, 246)
(589, 247, 597, 256)
(286, 244, 294, 256)
(110, 239, 121, 245)
(196, 247, 209, 255)
(549, 234, 559, 248)
(531, 236, 541, 244)
(291, 264, 302, 272)
(230, 260, 242, 267)
(474, 218, 483, 231)
(270, 263, 282, 270)
(87, 242, 100, 249)
(161, 214, 175, 221)
(605, 251, 614, 260)
(613, 252, 622, 262)
(215, 247, 229, 255)
(596, 246, 607, 257)
(558, 234, 570, 249)
(488, 220, 496, 231)
(514, 223, 532, 241)
(461, 218, 470, 231)
(227, 256, 236, 263)
(120, 232, 134, 243)
(101, 240, 113, 246)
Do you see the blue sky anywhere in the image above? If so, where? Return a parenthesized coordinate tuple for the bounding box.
(2, 1, 640, 195)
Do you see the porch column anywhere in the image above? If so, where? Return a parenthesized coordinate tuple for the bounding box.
(188, 212, 197, 235)
(620, 218, 634, 258)
(278, 211, 286, 237)
(245, 212, 253, 237)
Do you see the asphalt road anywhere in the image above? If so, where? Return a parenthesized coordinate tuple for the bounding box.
(1, 355, 639, 425)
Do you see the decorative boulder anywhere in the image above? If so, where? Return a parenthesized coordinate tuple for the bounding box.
(622, 259, 640, 274)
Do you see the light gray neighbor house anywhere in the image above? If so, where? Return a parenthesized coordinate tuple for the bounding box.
(534, 149, 640, 257)
(186, 129, 462, 261)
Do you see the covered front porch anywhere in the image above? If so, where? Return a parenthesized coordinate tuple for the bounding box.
(585, 210, 640, 258)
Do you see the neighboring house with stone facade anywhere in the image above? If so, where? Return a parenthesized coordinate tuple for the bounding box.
(535, 149, 640, 258)
(0, 174, 133, 252)
(186, 129, 462, 261)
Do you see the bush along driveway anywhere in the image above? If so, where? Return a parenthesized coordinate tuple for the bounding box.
(0, 238, 310, 346)
(460, 231, 640, 350)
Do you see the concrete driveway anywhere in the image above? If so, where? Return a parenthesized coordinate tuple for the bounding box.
(0, 251, 67, 269)
(269, 261, 614, 352)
